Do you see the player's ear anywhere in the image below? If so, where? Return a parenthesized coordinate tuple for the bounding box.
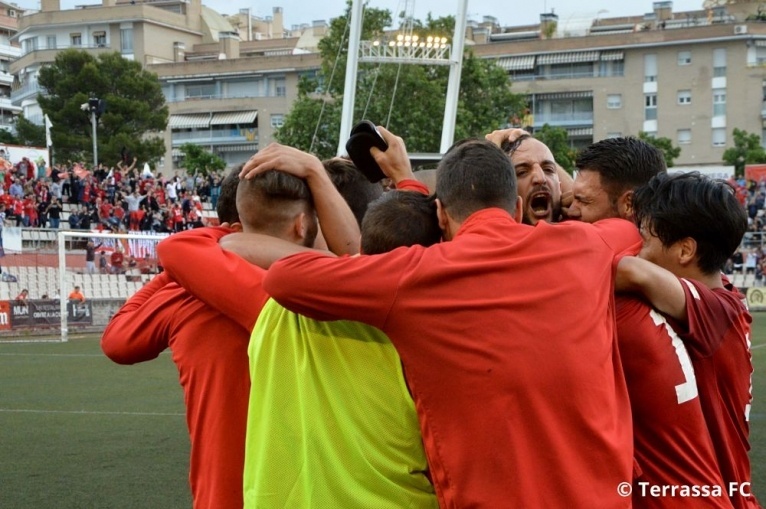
(617, 190, 634, 221)
(513, 196, 523, 223)
(676, 237, 697, 267)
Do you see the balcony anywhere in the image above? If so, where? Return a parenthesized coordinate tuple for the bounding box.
(532, 112, 594, 127)
(10, 81, 43, 106)
(10, 45, 112, 75)
(171, 127, 257, 146)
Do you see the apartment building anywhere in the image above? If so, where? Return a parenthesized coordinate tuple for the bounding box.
(0, 2, 22, 131)
(9, 0, 322, 169)
(12, 0, 763, 169)
(472, 1, 766, 167)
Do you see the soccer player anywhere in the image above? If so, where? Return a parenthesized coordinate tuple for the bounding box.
(101, 159, 358, 509)
(568, 141, 732, 508)
(244, 132, 640, 508)
(567, 136, 666, 223)
(485, 127, 573, 225)
(617, 172, 759, 509)
(158, 141, 441, 508)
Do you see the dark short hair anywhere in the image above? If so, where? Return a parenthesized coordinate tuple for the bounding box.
(499, 134, 532, 156)
(216, 165, 242, 224)
(322, 157, 383, 227)
(236, 169, 314, 236)
(361, 191, 441, 254)
(435, 139, 517, 222)
(633, 172, 747, 274)
(575, 137, 666, 201)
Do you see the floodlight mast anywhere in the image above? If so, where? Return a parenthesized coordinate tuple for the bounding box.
(336, 0, 469, 156)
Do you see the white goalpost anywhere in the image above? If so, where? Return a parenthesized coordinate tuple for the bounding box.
(55, 230, 168, 343)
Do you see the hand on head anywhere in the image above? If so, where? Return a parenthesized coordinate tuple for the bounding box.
(239, 143, 323, 180)
(485, 128, 529, 148)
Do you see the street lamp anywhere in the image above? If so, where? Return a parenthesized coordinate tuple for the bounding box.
(81, 97, 104, 169)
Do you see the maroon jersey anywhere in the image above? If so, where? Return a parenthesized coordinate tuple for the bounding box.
(678, 278, 759, 509)
(617, 296, 731, 508)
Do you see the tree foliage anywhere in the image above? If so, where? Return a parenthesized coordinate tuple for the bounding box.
(37, 49, 168, 166)
(533, 124, 576, 172)
(14, 116, 45, 147)
(179, 143, 226, 177)
(638, 131, 681, 168)
(722, 128, 766, 177)
(277, 6, 524, 159)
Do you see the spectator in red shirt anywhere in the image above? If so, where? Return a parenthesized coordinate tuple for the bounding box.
(110, 248, 125, 274)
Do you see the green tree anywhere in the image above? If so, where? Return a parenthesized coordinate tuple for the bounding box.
(14, 116, 45, 147)
(277, 6, 524, 159)
(179, 143, 226, 177)
(533, 124, 576, 172)
(37, 49, 168, 166)
(722, 128, 766, 177)
(638, 131, 681, 168)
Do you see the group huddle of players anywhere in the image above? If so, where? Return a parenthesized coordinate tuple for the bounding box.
(102, 127, 758, 509)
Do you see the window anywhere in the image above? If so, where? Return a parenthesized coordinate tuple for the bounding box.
(71, 33, 82, 46)
(606, 94, 622, 109)
(677, 90, 692, 105)
(93, 31, 106, 48)
(46, 35, 56, 49)
(120, 28, 133, 53)
(713, 48, 727, 77)
(644, 54, 657, 82)
(270, 114, 285, 128)
(645, 94, 657, 121)
(712, 128, 726, 147)
(186, 83, 216, 99)
(677, 129, 692, 145)
(267, 77, 286, 97)
(677, 51, 692, 66)
(22, 37, 38, 53)
(713, 89, 726, 117)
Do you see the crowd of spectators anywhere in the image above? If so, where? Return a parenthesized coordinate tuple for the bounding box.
(727, 176, 766, 283)
(0, 154, 223, 234)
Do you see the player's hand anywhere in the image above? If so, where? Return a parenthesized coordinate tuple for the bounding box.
(485, 128, 528, 148)
(240, 143, 324, 181)
(371, 126, 414, 184)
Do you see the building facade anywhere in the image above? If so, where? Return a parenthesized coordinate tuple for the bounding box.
(9, 0, 766, 169)
(472, 1, 766, 167)
(10, 0, 322, 170)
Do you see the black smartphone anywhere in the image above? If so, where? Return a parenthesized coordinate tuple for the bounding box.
(345, 120, 389, 183)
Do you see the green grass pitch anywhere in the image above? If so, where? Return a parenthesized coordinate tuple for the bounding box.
(0, 315, 764, 508)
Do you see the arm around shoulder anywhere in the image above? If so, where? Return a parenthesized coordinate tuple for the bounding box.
(616, 256, 688, 324)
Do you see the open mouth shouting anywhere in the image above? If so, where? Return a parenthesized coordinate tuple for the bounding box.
(525, 190, 552, 224)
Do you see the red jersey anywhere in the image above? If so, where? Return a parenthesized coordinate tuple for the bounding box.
(617, 296, 732, 508)
(264, 211, 641, 509)
(677, 279, 759, 509)
(102, 237, 268, 508)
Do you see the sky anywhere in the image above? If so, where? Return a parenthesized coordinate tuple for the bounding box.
(45, 0, 708, 30)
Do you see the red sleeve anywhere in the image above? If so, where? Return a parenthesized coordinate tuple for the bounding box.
(100, 272, 174, 364)
(263, 249, 414, 329)
(591, 218, 642, 258)
(678, 278, 747, 358)
(395, 179, 429, 195)
(156, 226, 268, 331)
